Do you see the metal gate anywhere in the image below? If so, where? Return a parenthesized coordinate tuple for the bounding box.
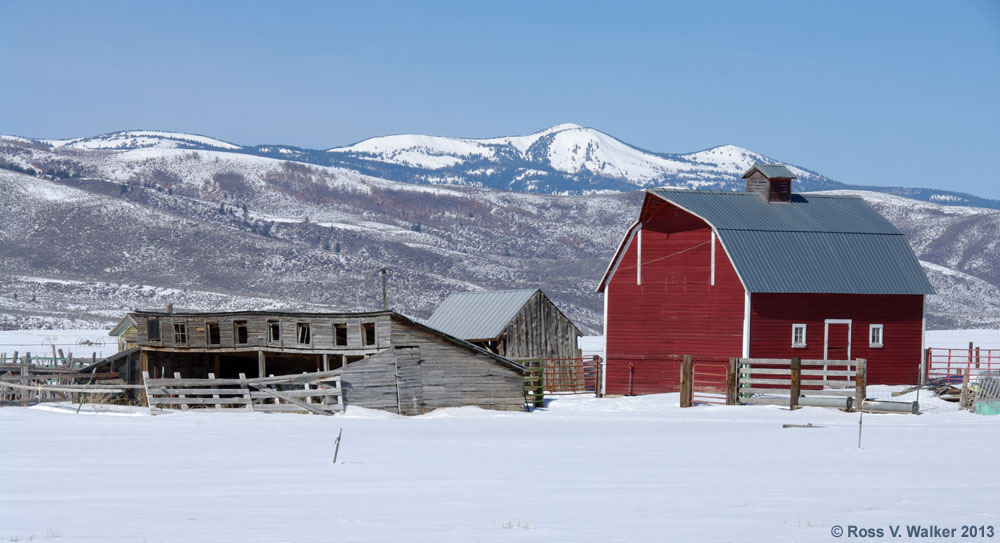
(692, 360, 729, 405)
(543, 356, 602, 394)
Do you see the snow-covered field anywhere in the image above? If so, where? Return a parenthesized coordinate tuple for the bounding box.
(926, 329, 1000, 349)
(1, 394, 997, 543)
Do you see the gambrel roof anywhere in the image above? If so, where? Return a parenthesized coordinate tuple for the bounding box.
(598, 189, 935, 295)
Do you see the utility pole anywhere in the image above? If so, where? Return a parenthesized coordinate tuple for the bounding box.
(380, 268, 389, 310)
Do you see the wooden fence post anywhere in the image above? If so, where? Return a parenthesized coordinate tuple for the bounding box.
(960, 367, 971, 409)
(922, 348, 930, 386)
(975, 347, 981, 369)
(855, 358, 867, 412)
(790, 357, 801, 410)
(680, 355, 693, 408)
(726, 357, 738, 405)
(173, 372, 188, 411)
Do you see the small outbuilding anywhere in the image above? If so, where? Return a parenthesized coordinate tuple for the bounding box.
(109, 315, 138, 352)
(426, 289, 582, 360)
(125, 309, 526, 414)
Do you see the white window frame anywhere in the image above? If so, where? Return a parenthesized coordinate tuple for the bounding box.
(791, 323, 807, 348)
(869, 324, 884, 348)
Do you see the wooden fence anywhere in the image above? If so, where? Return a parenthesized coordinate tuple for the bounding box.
(736, 357, 865, 410)
(142, 370, 344, 416)
(675, 356, 866, 410)
(0, 363, 140, 405)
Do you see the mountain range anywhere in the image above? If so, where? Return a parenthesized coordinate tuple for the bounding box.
(1, 125, 998, 335)
(16, 125, 999, 208)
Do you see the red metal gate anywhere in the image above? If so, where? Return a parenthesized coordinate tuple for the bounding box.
(692, 359, 730, 405)
(543, 356, 602, 394)
(927, 348, 1000, 383)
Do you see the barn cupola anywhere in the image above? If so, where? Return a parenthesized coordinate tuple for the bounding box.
(741, 163, 796, 203)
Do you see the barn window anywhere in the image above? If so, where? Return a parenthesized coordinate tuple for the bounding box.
(791, 324, 806, 348)
(869, 324, 884, 348)
(147, 319, 161, 342)
(234, 320, 248, 345)
(334, 323, 348, 346)
(267, 320, 281, 343)
(362, 322, 376, 346)
(207, 323, 221, 345)
(297, 323, 311, 345)
(173, 323, 187, 344)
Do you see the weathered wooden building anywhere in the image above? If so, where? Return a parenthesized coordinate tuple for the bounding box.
(425, 289, 582, 360)
(109, 315, 138, 352)
(597, 164, 935, 393)
(127, 309, 526, 414)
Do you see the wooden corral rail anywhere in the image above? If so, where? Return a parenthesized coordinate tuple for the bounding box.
(1, 363, 142, 406)
(522, 359, 544, 408)
(142, 370, 344, 416)
(737, 357, 865, 410)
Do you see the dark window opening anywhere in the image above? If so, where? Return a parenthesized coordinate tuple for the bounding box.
(334, 324, 348, 346)
(173, 323, 187, 344)
(234, 320, 248, 345)
(207, 322, 221, 345)
(362, 322, 376, 346)
(297, 323, 311, 345)
(268, 321, 281, 343)
(147, 319, 161, 342)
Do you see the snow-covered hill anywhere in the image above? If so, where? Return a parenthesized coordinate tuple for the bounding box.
(6, 126, 997, 208)
(42, 130, 241, 151)
(1, 135, 999, 331)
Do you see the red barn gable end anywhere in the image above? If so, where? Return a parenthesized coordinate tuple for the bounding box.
(597, 164, 934, 394)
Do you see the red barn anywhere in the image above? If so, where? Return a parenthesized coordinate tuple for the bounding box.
(597, 164, 934, 394)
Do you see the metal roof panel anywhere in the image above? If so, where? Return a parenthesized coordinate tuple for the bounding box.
(425, 289, 539, 340)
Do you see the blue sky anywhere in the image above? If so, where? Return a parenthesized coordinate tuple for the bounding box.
(2, 1, 998, 198)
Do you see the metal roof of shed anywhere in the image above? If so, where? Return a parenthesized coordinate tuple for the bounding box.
(645, 189, 934, 295)
(425, 289, 539, 340)
(742, 163, 797, 179)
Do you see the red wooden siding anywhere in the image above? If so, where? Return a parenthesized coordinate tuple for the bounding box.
(749, 293, 924, 385)
(604, 197, 746, 395)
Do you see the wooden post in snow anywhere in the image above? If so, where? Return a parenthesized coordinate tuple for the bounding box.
(789, 357, 801, 411)
(726, 357, 738, 405)
(855, 358, 867, 412)
(975, 347, 981, 369)
(960, 367, 971, 409)
(679, 355, 693, 408)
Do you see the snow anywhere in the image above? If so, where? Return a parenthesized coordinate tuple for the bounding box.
(926, 329, 1000, 349)
(0, 134, 35, 144)
(45, 130, 241, 150)
(5, 173, 94, 203)
(1, 394, 997, 542)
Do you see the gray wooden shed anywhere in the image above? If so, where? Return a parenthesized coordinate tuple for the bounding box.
(425, 289, 582, 360)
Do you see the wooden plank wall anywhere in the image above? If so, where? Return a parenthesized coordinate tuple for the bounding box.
(135, 313, 392, 352)
(390, 318, 525, 413)
(501, 291, 582, 360)
(340, 349, 400, 412)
